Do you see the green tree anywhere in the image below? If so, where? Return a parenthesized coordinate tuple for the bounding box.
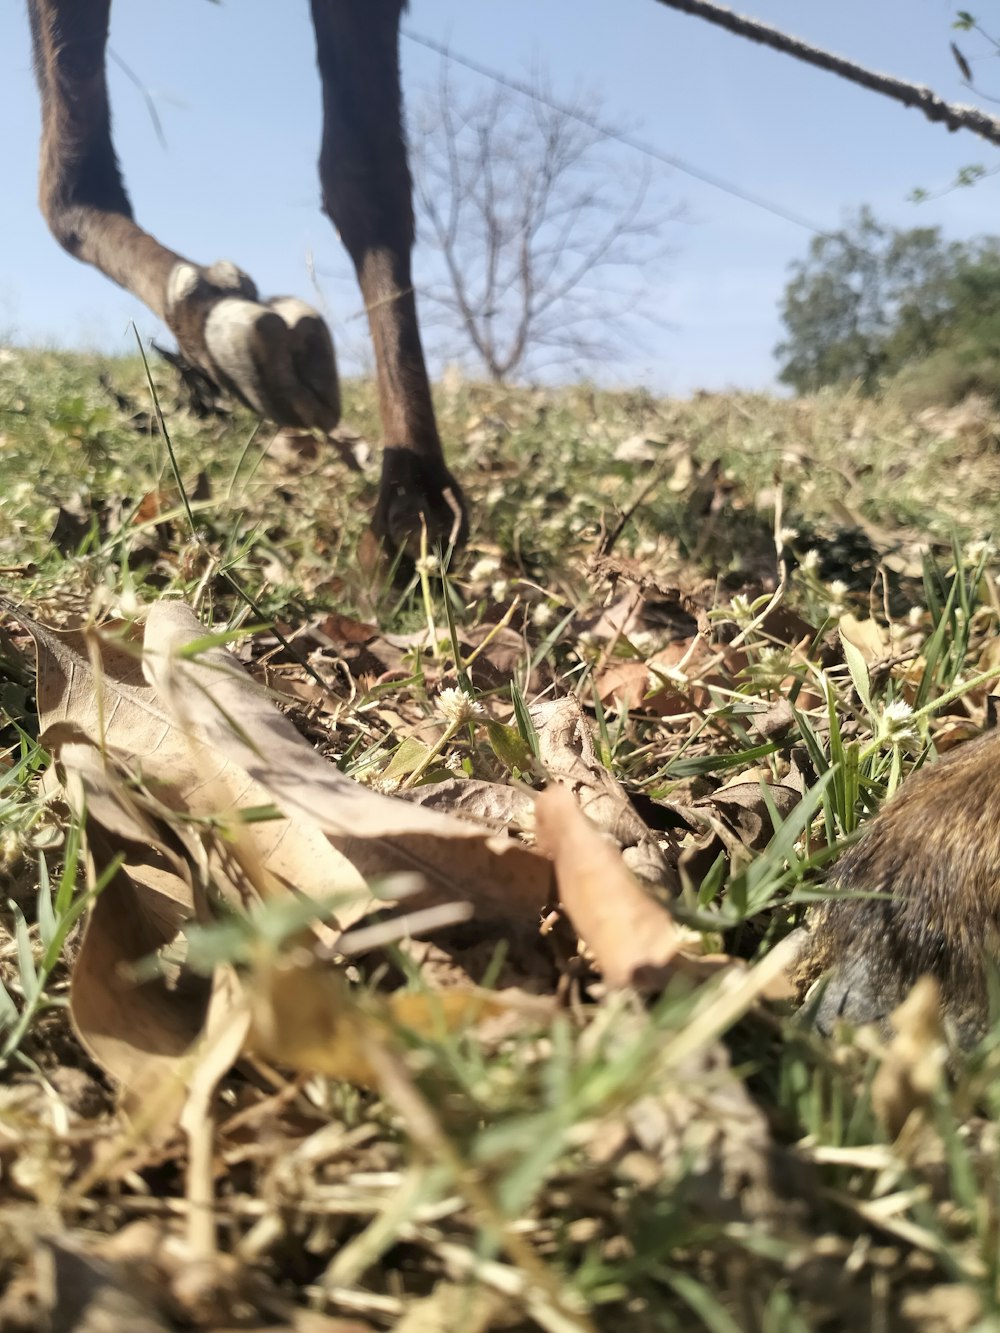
(775, 208, 962, 394)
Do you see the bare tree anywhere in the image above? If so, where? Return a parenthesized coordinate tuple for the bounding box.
(408, 70, 673, 382)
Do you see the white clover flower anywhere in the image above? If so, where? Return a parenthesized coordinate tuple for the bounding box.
(757, 646, 786, 670)
(827, 579, 849, 617)
(437, 686, 485, 725)
(801, 548, 821, 573)
(878, 699, 918, 745)
(965, 538, 995, 568)
(629, 630, 657, 655)
(469, 556, 501, 582)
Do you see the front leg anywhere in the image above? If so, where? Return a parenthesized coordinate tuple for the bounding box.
(311, 0, 469, 553)
(28, 0, 340, 432)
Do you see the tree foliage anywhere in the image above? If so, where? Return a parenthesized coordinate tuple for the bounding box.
(775, 208, 1000, 401)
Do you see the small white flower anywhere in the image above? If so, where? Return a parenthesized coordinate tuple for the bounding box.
(801, 549, 821, 573)
(965, 538, 995, 568)
(827, 578, 849, 617)
(491, 579, 510, 602)
(437, 686, 485, 725)
(469, 556, 501, 582)
(779, 526, 800, 544)
(878, 699, 918, 745)
(729, 593, 754, 624)
(531, 602, 556, 629)
(415, 553, 440, 576)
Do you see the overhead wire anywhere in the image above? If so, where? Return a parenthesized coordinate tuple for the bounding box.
(401, 25, 843, 243)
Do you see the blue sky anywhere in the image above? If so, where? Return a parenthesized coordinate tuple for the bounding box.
(2, 0, 999, 393)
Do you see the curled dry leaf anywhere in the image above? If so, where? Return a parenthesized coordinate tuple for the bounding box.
(21, 603, 554, 1123)
(534, 784, 682, 989)
(142, 602, 553, 925)
(531, 695, 675, 895)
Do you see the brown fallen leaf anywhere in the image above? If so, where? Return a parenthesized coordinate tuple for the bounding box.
(142, 602, 553, 925)
(398, 777, 536, 832)
(20, 602, 555, 1129)
(531, 695, 675, 895)
(534, 784, 682, 988)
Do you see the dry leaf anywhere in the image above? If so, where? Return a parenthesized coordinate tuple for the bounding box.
(871, 977, 948, 1140)
(534, 785, 682, 988)
(532, 695, 674, 894)
(839, 611, 890, 663)
(142, 602, 553, 924)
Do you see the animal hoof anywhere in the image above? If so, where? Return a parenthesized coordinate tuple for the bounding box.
(373, 446, 469, 556)
(808, 952, 894, 1036)
(166, 261, 340, 430)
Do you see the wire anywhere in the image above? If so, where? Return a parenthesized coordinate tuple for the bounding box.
(401, 25, 841, 241)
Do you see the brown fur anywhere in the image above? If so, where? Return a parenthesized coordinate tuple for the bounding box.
(26, 0, 467, 551)
(800, 727, 1000, 1044)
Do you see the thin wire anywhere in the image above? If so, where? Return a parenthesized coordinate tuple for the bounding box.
(401, 26, 842, 241)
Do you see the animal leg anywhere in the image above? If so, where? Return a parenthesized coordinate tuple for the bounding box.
(310, 0, 468, 552)
(27, 0, 340, 430)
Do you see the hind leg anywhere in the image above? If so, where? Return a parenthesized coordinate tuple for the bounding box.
(310, 0, 468, 553)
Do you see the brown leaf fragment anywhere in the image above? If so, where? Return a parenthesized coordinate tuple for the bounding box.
(839, 611, 890, 664)
(397, 777, 536, 832)
(593, 659, 650, 712)
(70, 861, 211, 1128)
(532, 695, 675, 895)
(534, 784, 682, 988)
(706, 778, 801, 851)
(871, 977, 948, 1141)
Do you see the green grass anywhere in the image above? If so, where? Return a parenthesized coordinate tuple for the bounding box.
(2, 348, 1000, 1329)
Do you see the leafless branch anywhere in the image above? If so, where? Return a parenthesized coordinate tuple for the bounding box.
(410, 69, 675, 382)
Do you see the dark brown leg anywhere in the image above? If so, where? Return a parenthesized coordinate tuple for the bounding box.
(310, 0, 468, 552)
(27, 0, 340, 430)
